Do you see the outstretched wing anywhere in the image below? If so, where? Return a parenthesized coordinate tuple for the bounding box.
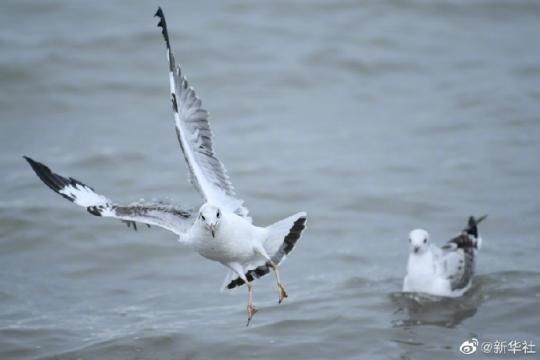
(24, 157, 193, 235)
(154, 8, 249, 219)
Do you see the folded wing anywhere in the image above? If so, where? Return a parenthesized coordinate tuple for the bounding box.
(439, 233, 476, 291)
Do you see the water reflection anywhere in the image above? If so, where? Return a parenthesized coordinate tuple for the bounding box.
(389, 282, 483, 328)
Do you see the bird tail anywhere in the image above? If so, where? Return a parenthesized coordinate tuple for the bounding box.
(264, 212, 307, 265)
(221, 212, 307, 291)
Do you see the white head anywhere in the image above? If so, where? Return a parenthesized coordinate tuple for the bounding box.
(408, 229, 430, 255)
(198, 203, 222, 238)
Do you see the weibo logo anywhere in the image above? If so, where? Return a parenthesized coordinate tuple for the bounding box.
(459, 338, 479, 355)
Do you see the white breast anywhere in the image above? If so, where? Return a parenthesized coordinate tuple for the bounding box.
(404, 252, 436, 291)
(404, 251, 452, 296)
(190, 212, 265, 264)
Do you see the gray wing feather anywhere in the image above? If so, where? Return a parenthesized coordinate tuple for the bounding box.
(173, 66, 236, 198)
(109, 203, 193, 234)
(155, 8, 249, 218)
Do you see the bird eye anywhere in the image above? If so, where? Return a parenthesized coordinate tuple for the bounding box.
(201, 214, 206, 221)
(423, 238, 427, 243)
(216, 211, 220, 218)
(408, 238, 411, 243)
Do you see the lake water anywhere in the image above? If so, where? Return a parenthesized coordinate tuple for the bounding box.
(1, 1, 539, 359)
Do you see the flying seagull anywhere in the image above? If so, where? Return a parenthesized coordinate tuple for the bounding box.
(402, 215, 487, 297)
(24, 7, 307, 326)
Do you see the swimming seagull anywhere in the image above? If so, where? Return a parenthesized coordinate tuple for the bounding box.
(402, 215, 487, 297)
(23, 7, 307, 326)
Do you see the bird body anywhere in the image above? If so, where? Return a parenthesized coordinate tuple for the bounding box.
(403, 245, 454, 296)
(403, 216, 486, 297)
(24, 7, 307, 325)
(187, 206, 264, 264)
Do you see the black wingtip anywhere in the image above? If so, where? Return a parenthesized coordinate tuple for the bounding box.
(477, 214, 488, 224)
(23, 155, 40, 169)
(23, 156, 47, 184)
(154, 6, 170, 48)
(23, 156, 95, 204)
(24, 156, 43, 176)
(24, 156, 55, 184)
(23, 156, 72, 200)
(468, 214, 488, 227)
(465, 214, 487, 238)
